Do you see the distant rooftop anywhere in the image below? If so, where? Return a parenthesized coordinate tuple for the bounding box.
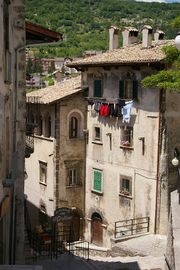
(26, 76, 81, 104)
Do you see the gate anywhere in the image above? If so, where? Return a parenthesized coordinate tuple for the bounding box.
(24, 203, 89, 261)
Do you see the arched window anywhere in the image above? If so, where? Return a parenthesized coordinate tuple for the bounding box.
(38, 115, 43, 136)
(69, 116, 78, 138)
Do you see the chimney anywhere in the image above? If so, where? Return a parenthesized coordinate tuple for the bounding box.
(109, 26, 119, 51)
(142, 25, 153, 48)
(154, 30, 165, 42)
(122, 27, 139, 47)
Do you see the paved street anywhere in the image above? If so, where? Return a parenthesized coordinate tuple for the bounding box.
(32, 234, 166, 270)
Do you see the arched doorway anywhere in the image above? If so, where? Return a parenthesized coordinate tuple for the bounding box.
(91, 212, 103, 245)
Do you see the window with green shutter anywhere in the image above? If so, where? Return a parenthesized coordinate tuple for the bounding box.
(132, 80, 138, 100)
(93, 169, 102, 192)
(119, 80, 125, 99)
(94, 79, 102, 97)
(119, 79, 138, 100)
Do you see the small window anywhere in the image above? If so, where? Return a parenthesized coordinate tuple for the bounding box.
(68, 168, 78, 186)
(38, 115, 43, 136)
(69, 116, 78, 138)
(120, 126, 133, 147)
(92, 169, 103, 193)
(39, 161, 47, 185)
(45, 114, 51, 138)
(119, 80, 138, 100)
(94, 79, 102, 97)
(93, 126, 101, 142)
(120, 177, 132, 196)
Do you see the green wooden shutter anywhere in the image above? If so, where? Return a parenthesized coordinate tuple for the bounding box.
(119, 80, 125, 99)
(94, 80, 102, 97)
(132, 80, 138, 100)
(93, 170, 102, 192)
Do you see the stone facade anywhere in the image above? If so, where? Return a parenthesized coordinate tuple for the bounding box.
(25, 86, 87, 239)
(0, 0, 26, 264)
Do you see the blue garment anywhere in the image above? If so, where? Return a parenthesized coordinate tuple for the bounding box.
(122, 101, 133, 123)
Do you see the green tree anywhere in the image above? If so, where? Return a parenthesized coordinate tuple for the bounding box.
(142, 45, 180, 92)
(26, 58, 33, 74)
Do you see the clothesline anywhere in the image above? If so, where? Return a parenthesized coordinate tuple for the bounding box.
(88, 99, 133, 123)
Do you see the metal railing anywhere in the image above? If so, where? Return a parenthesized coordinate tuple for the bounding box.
(115, 216, 150, 239)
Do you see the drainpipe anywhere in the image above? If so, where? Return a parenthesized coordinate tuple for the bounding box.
(154, 88, 162, 233)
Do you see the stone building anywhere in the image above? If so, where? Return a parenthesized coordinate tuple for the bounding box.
(0, 2, 61, 263)
(68, 26, 180, 248)
(25, 76, 87, 240)
(0, 0, 26, 264)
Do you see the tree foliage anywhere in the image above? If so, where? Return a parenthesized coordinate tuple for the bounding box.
(25, 0, 180, 57)
(142, 45, 180, 92)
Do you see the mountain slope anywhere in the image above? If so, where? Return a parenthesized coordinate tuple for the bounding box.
(25, 0, 180, 57)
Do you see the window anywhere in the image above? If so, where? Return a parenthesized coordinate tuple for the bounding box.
(65, 161, 81, 187)
(39, 161, 47, 184)
(94, 79, 102, 97)
(37, 115, 43, 136)
(93, 126, 102, 142)
(120, 177, 132, 196)
(92, 169, 103, 193)
(69, 116, 78, 138)
(120, 126, 133, 147)
(45, 114, 51, 138)
(119, 80, 138, 100)
(68, 168, 78, 186)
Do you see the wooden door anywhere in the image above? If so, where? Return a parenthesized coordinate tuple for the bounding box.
(91, 216, 103, 245)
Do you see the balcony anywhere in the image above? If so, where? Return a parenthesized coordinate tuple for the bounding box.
(25, 123, 36, 158)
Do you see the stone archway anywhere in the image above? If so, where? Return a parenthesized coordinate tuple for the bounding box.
(91, 212, 103, 246)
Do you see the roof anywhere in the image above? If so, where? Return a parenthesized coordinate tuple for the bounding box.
(67, 40, 174, 68)
(26, 21, 62, 45)
(26, 76, 81, 104)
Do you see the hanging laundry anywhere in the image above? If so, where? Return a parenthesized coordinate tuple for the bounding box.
(122, 101, 133, 123)
(94, 102, 101, 112)
(99, 104, 109, 116)
(108, 104, 115, 116)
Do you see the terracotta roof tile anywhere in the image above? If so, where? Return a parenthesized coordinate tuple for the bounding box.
(68, 40, 174, 68)
(27, 76, 81, 104)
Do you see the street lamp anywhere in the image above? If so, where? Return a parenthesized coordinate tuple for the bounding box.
(171, 148, 180, 204)
(175, 32, 180, 51)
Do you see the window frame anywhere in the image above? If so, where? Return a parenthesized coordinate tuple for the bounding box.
(119, 176, 132, 197)
(120, 126, 133, 148)
(39, 161, 47, 185)
(92, 125, 102, 144)
(119, 79, 138, 100)
(92, 169, 103, 194)
(69, 116, 78, 138)
(93, 79, 103, 98)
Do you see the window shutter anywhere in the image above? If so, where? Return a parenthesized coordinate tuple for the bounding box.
(119, 80, 125, 99)
(93, 170, 102, 192)
(94, 80, 102, 97)
(132, 80, 138, 100)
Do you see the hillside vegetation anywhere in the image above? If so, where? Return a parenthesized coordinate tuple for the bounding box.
(25, 0, 180, 57)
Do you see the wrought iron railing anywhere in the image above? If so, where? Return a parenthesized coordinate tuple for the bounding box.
(115, 216, 150, 239)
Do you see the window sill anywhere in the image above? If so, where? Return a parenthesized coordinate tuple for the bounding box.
(34, 135, 54, 142)
(91, 190, 103, 196)
(39, 182, 47, 186)
(120, 145, 134, 150)
(66, 185, 82, 189)
(92, 141, 103, 145)
(119, 193, 132, 199)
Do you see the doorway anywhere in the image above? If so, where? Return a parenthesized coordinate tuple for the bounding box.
(91, 212, 103, 245)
